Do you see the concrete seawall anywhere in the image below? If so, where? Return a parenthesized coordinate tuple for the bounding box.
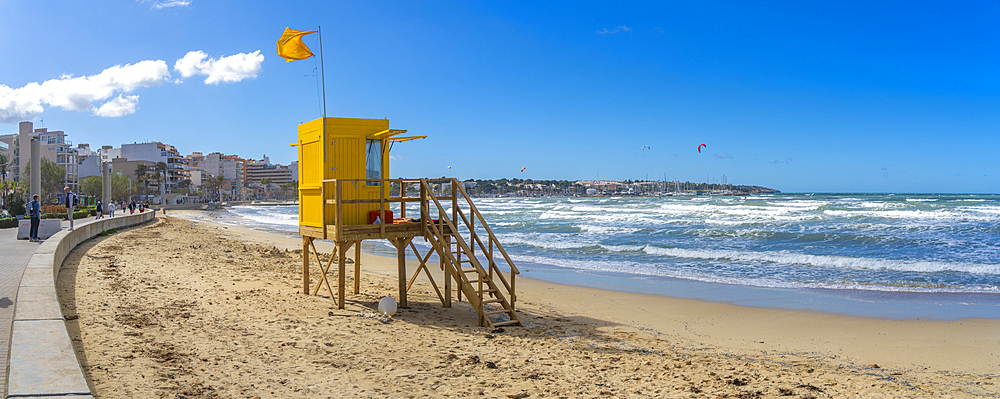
(8, 211, 155, 398)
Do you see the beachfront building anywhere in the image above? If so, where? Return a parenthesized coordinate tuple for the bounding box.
(202, 152, 247, 200)
(184, 152, 205, 192)
(246, 155, 295, 199)
(188, 169, 203, 190)
(185, 152, 205, 171)
(120, 142, 186, 193)
(76, 144, 102, 179)
(99, 145, 121, 163)
(109, 158, 157, 181)
(247, 156, 295, 185)
(0, 121, 79, 194)
(0, 141, 8, 170)
(575, 180, 622, 194)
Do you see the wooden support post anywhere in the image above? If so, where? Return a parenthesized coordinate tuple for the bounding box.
(408, 241, 444, 304)
(354, 240, 362, 294)
(443, 235, 451, 307)
(338, 241, 347, 309)
(420, 180, 428, 238)
(302, 237, 311, 295)
(395, 238, 411, 308)
(335, 181, 343, 242)
(321, 182, 327, 240)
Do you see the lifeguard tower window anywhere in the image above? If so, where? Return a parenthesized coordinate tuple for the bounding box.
(365, 139, 381, 186)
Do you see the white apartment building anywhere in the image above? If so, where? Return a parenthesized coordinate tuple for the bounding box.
(121, 142, 186, 191)
(76, 144, 102, 179)
(0, 121, 78, 193)
(98, 145, 121, 163)
(202, 152, 246, 199)
(246, 155, 295, 186)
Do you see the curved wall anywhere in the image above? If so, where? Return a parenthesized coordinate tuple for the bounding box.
(9, 211, 155, 398)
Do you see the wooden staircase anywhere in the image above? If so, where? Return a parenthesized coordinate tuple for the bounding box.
(419, 179, 523, 328)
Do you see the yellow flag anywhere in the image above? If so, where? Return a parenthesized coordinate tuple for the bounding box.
(277, 28, 318, 62)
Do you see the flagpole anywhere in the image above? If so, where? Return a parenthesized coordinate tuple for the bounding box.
(318, 25, 328, 164)
(318, 25, 327, 120)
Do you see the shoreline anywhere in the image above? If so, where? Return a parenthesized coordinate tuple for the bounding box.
(168, 210, 1000, 376)
(178, 207, 1000, 321)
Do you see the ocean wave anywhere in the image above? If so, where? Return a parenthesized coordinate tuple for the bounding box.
(512, 254, 1000, 294)
(227, 206, 299, 228)
(495, 233, 598, 250)
(216, 195, 1000, 295)
(578, 225, 644, 235)
(639, 245, 1000, 275)
(823, 209, 1000, 222)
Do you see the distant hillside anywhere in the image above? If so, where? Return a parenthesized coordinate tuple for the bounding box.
(456, 178, 779, 196)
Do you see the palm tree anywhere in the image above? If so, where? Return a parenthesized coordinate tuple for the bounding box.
(203, 175, 226, 202)
(261, 178, 272, 200)
(0, 180, 18, 209)
(0, 152, 9, 182)
(156, 161, 167, 204)
(203, 175, 218, 201)
(135, 164, 149, 201)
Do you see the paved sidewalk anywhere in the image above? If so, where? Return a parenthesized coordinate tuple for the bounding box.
(0, 215, 95, 397)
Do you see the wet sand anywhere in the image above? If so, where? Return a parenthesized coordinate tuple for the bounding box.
(56, 214, 999, 398)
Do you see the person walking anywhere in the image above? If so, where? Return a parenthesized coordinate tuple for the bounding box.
(64, 186, 77, 231)
(95, 200, 103, 220)
(109, 201, 116, 217)
(29, 194, 41, 242)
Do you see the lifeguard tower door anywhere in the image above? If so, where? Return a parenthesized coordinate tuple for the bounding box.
(297, 117, 391, 238)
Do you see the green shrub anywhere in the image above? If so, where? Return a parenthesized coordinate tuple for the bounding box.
(39, 208, 95, 220)
(0, 218, 16, 229)
(10, 198, 25, 217)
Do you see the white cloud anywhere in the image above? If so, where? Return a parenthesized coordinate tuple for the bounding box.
(0, 60, 169, 123)
(173, 50, 264, 85)
(174, 51, 209, 79)
(1, 49, 263, 123)
(139, 0, 191, 9)
(95, 95, 140, 117)
(597, 25, 633, 35)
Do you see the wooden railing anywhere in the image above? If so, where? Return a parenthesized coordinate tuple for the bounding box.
(318, 178, 424, 240)
(418, 179, 521, 325)
(316, 178, 520, 319)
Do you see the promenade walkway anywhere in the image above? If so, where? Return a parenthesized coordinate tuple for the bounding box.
(1, 212, 155, 398)
(0, 216, 94, 397)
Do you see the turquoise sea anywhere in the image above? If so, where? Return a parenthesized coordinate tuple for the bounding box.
(203, 194, 1000, 320)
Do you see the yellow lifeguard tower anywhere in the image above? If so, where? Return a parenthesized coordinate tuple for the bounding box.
(294, 117, 522, 328)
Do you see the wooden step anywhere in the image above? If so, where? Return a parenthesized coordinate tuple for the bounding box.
(491, 320, 521, 327)
(480, 288, 498, 293)
(482, 299, 503, 304)
(484, 309, 510, 316)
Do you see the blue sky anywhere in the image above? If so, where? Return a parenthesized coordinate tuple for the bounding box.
(1, 1, 998, 193)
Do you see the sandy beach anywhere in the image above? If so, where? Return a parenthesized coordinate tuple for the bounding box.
(56, 213, 998, 398)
